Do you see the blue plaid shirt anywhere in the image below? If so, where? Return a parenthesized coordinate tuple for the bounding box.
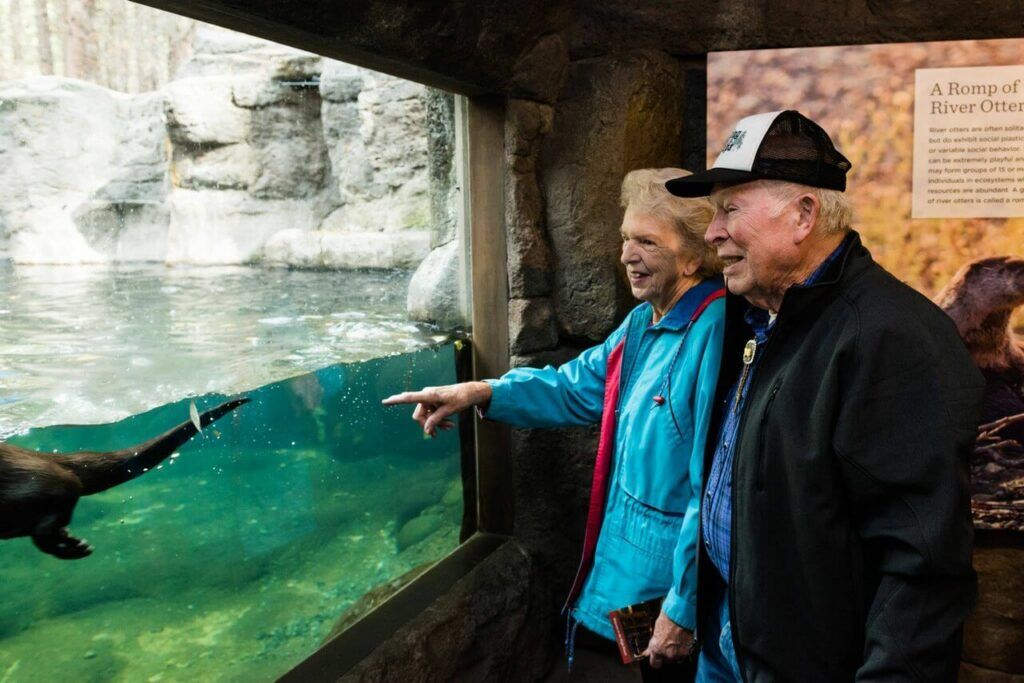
(702, 238, 849, 582)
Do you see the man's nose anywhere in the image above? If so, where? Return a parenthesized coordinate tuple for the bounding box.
(705, 212, 727, 246)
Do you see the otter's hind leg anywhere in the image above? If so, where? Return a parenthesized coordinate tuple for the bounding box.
(29, 474, 92, 560)
(32, 506, 92, 560)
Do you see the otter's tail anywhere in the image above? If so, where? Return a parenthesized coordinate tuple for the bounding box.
(53, 398, 250, 496)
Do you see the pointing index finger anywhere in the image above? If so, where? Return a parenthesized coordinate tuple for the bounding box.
(381, 391, 432, 406)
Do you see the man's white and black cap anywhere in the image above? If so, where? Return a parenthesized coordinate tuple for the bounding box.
(666, 110, 852, 198)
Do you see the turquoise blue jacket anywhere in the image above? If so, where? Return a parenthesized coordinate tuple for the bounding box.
(485, 279, 725, 637)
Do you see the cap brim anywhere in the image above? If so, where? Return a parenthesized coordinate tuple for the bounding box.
(665, 168, 763, 197)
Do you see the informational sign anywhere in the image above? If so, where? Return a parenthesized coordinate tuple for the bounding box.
(913, 64, 1024, 218)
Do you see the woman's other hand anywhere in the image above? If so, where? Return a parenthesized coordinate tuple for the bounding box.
(642, 610, 694, 669)
(381, 381, 492, 437)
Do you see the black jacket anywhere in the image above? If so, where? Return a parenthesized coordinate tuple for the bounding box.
(697, 233, 985, 682)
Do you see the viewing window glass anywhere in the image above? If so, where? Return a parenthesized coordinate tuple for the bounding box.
(0, 2, 470, 679)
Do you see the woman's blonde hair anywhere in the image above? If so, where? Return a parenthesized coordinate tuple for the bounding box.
(620, 168, 722, 278)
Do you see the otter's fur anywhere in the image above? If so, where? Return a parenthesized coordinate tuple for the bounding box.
(0, 398, 248, 559)
(935, 256, 1024, 441)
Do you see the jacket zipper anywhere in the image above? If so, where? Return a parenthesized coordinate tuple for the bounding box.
(728, 332, 773, 683)
(755, 381, 782, 491)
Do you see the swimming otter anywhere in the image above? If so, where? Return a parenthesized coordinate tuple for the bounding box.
(935, 256, 1024, 442)
(0, 397, 248, 559)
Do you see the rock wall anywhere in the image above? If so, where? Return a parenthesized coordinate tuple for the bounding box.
(338, 541, 554, 682)
(0, 27, 445, 269)
(0, 78, 167, 264)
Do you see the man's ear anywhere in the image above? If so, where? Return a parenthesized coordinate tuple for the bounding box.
(793, 193, 821, 245)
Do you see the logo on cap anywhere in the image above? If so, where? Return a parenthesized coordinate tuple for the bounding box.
(721, 130, 746, 153)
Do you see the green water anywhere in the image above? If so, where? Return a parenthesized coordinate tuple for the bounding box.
(0, 344, 463, 682)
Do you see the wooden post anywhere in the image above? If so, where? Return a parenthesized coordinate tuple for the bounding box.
(460, 95, 513, 536)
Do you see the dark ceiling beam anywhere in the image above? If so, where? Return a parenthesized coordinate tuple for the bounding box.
(132, 1, 1024, 94)
(131, 0, 574, 96)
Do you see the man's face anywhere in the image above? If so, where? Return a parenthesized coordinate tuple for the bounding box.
(705, 182, 802, 311)
(619, 207, 698, 312)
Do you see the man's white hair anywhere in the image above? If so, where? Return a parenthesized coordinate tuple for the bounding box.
(759, 180, 853, 235)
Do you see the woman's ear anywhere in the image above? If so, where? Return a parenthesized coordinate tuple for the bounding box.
(683, 257, 701, 278)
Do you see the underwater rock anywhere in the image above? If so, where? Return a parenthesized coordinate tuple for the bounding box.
(323, 562, 433, 643)
(395, 512, 445, 551)
(406, 240, 465, 329)
(442, 479, 463, 507)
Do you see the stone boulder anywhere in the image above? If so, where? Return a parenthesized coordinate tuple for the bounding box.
(319, 60, 364, 103)
(319, 191, 429, 234)
(261, 228, 431, 269)
(164, 31, 335, 259)
(95, 91, 170, 205)
(164, 76, 250, 146)
(74, 202, 170, 262)
(406, 240, 466, 329)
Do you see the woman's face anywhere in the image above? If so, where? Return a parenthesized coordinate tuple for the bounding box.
(619, 206, 701, 315)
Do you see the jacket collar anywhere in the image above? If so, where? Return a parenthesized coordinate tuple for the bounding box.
(775, 231, 870, 322)
(651, 276, 726, 331)
(719, 232, 872, 352)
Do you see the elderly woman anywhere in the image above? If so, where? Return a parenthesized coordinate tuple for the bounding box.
(384, 168, 724, 679)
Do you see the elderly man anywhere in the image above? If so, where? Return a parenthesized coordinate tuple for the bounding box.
(666, 111, 985, 682)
